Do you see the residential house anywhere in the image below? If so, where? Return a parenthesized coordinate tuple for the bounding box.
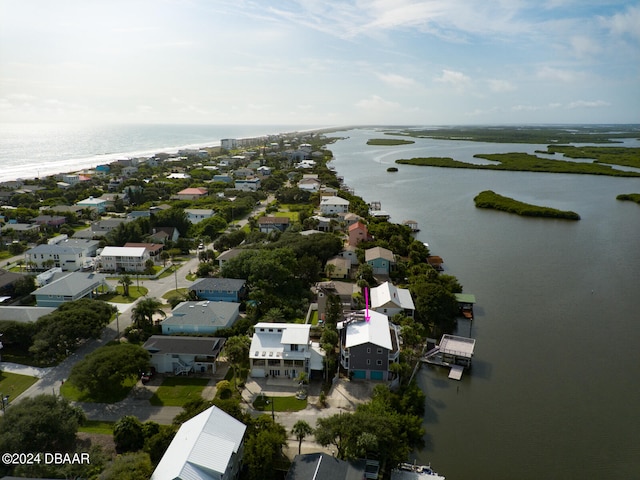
(52, 238, 100, 257)
(342, 212, 363, 227)
(285, 453, 373, 480)
(32, 271, 109, 307)
(0, 306, 56, 323)
(370, 281, 415, 318)
(124, 242, 164, 259)
(189, 277, 246, 303)
(325, 256, 351, 279)
(234, 177, 260, 192)
(98, 246, 150, 272)
(339, 245, 359, 266)
(32, 215, 67, 228)
(143, 335, 226, 375)
(249, 322, 325, 379)
(151, 405, 246, 480)
(316, 281, 356, 322)
(348, 221, 371, 247)
(213, 174, 233, 183)
(89, 218, 131, 237)
(257, 216, 290, 233)
(161, 300, 240, 335)
(320, 196, 349, 215)
(185, 208, 215, 224)
(25, 243, 91, 271)
(149, 226, 180, 244)
(216, 248, 244, 268)
(339, 310, 400, 381)
(256, 165, 271, 176)
(0, 269, 25, 298)
(173, 187, 208, 200)
(233, 167, 254, 179)
(365, 246, 396, 275)
(1, 222, 40, 239)
(297, 177, 321, 192)
(127, 210, 151, 219)
(76, 196, 108, 213)
(311, 215, 332, 232)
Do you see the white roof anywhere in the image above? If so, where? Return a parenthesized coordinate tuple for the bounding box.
(439, 334, 476, 358)
(250, 323, 310, 359)
(344, 310, 392, 350)
(151, 406, 246, 480)
(370, 282, 415, 311)
(320, 196, 349, 206)
(100, 246, 147, 257)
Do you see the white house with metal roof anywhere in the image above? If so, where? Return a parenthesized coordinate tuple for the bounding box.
(370, 281, 415, 318)
(98, 246, 150, 272)
(249, 322, 325, 379)
(151, 405, 246, 480)
(161, 301, 240, 335)
(319, 196, 350, 215)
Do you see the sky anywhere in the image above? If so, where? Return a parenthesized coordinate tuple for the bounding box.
(0, 0, 639, 125)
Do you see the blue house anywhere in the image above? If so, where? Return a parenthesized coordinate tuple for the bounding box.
(190, 277, 246, 303)
(364, 246, 396, 275)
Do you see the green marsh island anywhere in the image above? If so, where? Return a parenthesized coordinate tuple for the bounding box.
(366, 138, 415, 146)
(474, 190, 581, 220)
(616, 193, 640, 205)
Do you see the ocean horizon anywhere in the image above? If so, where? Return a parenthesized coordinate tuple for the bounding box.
(0, 123, 331, 183)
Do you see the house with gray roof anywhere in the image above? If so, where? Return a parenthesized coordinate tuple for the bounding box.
(32, 271, 109, 307)
(0, 306, 56, 324)
(285, 453, 372, 480)
(190, 278, 246, 303)
(151, 405, 246, 480)
(161, 300, 240, 335)
(364, 246, 396, 275)
(142, 335, 226, 375)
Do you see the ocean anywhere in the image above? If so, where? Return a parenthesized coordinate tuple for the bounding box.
(0, 123, 326, 183)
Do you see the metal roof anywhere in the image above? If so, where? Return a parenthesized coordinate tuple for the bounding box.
(344, 310, 392, 350)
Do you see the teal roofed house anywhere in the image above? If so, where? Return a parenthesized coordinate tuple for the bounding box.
(161, 300, 240, 335)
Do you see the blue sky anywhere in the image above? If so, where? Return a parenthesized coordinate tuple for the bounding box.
(1, 0, 638, 125)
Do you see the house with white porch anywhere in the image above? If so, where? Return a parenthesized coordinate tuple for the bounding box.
(185, 208, 216, 224)
(370, 281, 415, 318)
(249, 323, 325, 379)
(320, 196, 349, 215)
(98, 246, 150, 272)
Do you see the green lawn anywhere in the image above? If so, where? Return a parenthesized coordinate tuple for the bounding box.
(149, 377, 210, 406)
(0, 371, 38, 399)
(310, 310, 319, 325)
(162, 288, 189, 301)
(274, 211, 299, 221)
(99, 285, 148, 303)
(253, 394, 307, 412)
(79, 420, 115, 434)
(60, 376, 138, 403)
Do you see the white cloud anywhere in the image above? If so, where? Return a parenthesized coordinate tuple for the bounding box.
(487, 79, 516, 92)
(600, 5, 640, 41)
(435, 69, 471, 87)
(355, 95, 400, 110)
(536, 66, 579, 83)
(567, 100, 611, 109)
(569, 35, 602, 59)
(376, 73, 417, 88)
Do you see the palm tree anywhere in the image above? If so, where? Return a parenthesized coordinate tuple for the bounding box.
(132, 297, 166, 328)
(291, 420, 314, 455)
(324, 263, 336, 279)
(119, 274, 133, 297)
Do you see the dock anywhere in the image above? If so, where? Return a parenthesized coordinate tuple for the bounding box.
(422, 334, 476, 380)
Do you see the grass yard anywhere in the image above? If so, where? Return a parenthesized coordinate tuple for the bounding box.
(253, 394, 307, 412)
(79, 420, 115, 435)
(274, 211, 299, 222)
(61, 376, 138, 403)
(99, 285, 148, 303)
(0, 371, 38, 399)
(149, 377, 210, 406)
(162, 287, 189, 301)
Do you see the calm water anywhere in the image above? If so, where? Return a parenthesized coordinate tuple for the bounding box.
(329, 128, 640, 480)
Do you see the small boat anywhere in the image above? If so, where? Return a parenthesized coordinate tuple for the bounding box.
(392, 462, 446, 479)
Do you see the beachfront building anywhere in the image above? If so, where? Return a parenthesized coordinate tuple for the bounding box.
(339, 310, 400, 381)
(151, 405, 246, 480)
(221, 138, 238, 150)
(98, 246, 149, 272)
(249, 323, 325, 379)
